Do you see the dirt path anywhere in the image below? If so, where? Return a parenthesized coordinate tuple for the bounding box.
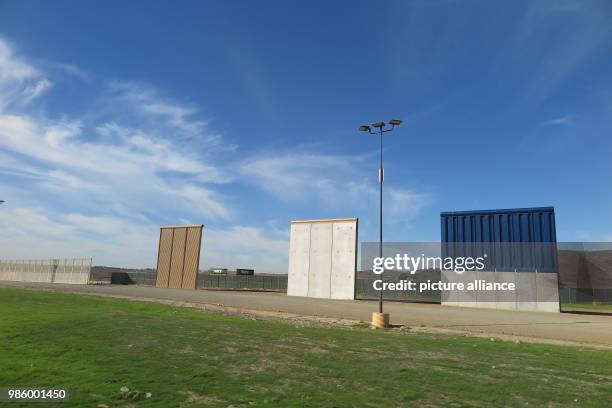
(2, 281, 612, 348)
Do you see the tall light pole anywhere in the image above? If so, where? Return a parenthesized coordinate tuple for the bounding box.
(359, 120, 402, 317)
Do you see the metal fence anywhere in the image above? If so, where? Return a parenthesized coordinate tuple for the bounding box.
(102, 271, 289, 292)
(91, 265, 611, 307)
(198, 274, 288, 291)
(0, 258, 92, 284)
(112, 270, 157, 286)
(559, 288, 612, 305)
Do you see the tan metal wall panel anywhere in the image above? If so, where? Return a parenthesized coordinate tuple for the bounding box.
(181, 226, 202, 289)
(168, 227, 187, 289)
(156, 228, 174, 288)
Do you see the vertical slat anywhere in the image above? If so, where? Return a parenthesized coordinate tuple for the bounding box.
(156, 228, 174, 288)
(181, 226, 202, 289)
(168, 227, 187, 289)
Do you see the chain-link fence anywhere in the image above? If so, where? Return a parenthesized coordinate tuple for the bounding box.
(558, 243, 612, 312)
(198, 274, 288, 291)
(559, 288, 612, 304)
(113, 270, 157, 285)
(96, 269, 289, 292)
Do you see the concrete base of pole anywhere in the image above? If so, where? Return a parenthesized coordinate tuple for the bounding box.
(371, 312, 390, 329)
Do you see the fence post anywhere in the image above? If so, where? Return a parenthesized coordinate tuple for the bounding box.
(535, 268, 538, 305)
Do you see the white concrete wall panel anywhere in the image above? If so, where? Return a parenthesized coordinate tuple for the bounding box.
(440, 270, 459, 306)
(464, 271, 482, 307)
(515, 272, 538, 311)
(287, 219, 357, 300)
(287, 223, 311, 297)
(536, 273, 560, 312)
(330, 222, 357, 300)
(495, 271, 517, 310)
(441, 269, 559, 312)
(308, 223, 333, 299)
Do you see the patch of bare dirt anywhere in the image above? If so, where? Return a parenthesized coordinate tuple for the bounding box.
(179, 391, 222, 407)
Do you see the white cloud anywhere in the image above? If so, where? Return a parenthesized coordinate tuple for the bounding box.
(204, 226, 289, 272)
(43, 170, 96, 191)
(21, 78, 52, 104)
(0, 206, 289, 271)
(0, 38, 38, 81)
(50, 62, 90, 80)
(0, 207, 156, 266)
(239, 150, 430, 218)
(239, 152, 366, 202)
(0, 38, 239, 256)
(0, 37, 291, 271)
(0, 41, 234, 223)
(0, 113, 234, 220)
(0, 38, 51, 108)
(0, 37, 429, 273)
(103, 81, 235, 151)
(387, 188, 429, 218)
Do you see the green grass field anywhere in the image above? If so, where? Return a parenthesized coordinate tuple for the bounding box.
(561, 303, 612, 313)
(1, 288, 611, 407)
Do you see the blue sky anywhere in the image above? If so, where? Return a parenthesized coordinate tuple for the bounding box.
(0, 0, 611, 271)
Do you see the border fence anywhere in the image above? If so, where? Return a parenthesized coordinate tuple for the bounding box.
(0, 258, 92, 284)
(94, 269, 289, 292)
(94, 270, 612, 308)
(559, 288, 612, 305)
(29, 261, 608, 312)
(198, 274, 288, 291)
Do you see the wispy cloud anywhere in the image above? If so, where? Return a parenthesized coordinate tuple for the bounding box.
(0, 37, 236, 222)
(0, 37, 52, 109)
(48, 61, 91, 80)
(204, 226, 289, 271)
(0, 37, 299, 272)
(0, 206, 157, 266)
(517, 1, 612, 103)
(0, 36, 430, 272)
(239, 150, 430, 219)
(0, 38, 242, 264)
(541, 115, 575, 126)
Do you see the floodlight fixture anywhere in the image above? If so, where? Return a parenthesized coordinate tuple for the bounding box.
(371, 121, 385, 129)
(389, 119, 402, 126)
(359, 125, 371, 132)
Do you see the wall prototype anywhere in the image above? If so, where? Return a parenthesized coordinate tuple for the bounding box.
(440, 207, 560, 312)
(287, 218, 357, 300)
(155, 225, 203, 289)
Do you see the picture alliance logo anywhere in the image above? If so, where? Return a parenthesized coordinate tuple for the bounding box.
(372, 253, 488, 274)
